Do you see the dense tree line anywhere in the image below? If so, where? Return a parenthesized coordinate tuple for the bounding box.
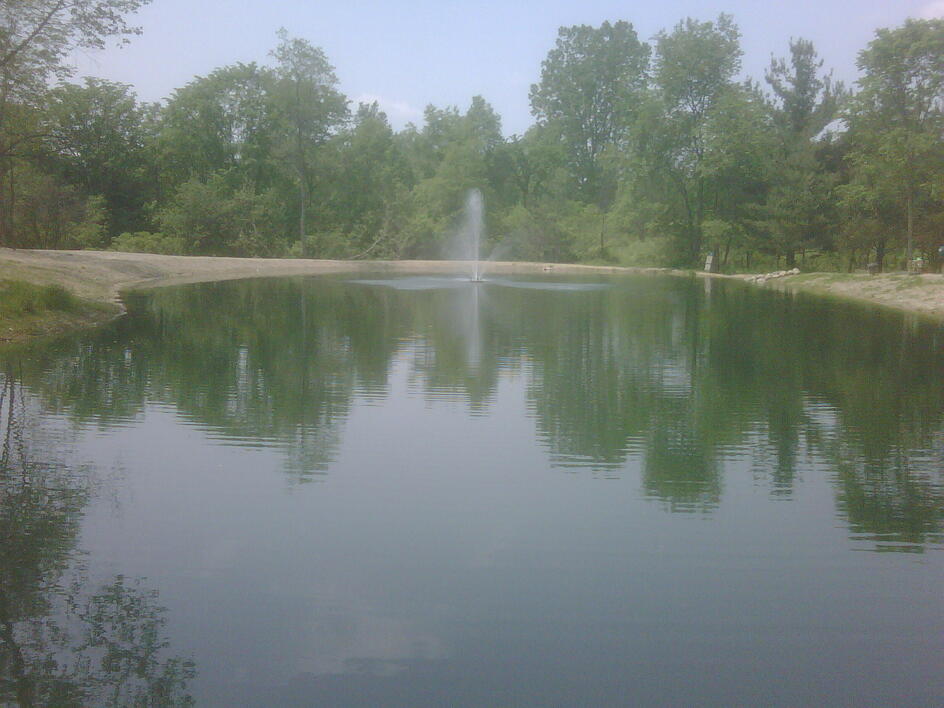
(1, 3, 942, 271)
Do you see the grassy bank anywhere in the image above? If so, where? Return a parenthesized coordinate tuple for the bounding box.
(0, 279, 117, 344)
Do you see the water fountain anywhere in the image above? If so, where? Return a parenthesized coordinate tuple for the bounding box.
(459, 188, 485, 282)
(352, 187, 607, 293)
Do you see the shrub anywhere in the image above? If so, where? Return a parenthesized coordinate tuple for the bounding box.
(0, 281, 77, 315)
(614, 236, 679, 268)
(110, 232, 187, 255)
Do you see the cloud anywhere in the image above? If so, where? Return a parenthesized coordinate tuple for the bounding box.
(354, 93, 423, 127)
(919, 0, 944, 18)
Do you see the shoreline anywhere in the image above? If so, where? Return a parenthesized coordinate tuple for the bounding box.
(733, 269, 944, 321)
(2, 248, 943, 343)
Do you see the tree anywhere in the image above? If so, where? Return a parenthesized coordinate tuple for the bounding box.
(396, 97, 508, 258)
(0, 0, 150, 245)
(636, 14, 743, 264)
(530, 20, 650, 205)
(763, 39, 844, 266)
(157, 62, 277, 191)
(269, 29, 348, 243)
(699, 82, 775, 266)
(842, 19, 944, 266)
(320, 102, 413, 258)
(766, 38, 842, 136)
(158, 173, 281, 255)
(44, 78, 151, 236)
(0, 0, 149, 98)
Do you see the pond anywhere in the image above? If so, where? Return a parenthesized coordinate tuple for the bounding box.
(2, 273, 943, 706)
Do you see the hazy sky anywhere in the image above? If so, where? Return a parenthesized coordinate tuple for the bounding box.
(68, 0, 944, 136)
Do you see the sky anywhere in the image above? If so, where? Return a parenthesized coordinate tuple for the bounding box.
(68, 0, 944, 137)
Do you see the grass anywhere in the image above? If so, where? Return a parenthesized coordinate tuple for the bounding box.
(0, 280, 78, 316)
(0, 279, 116, 344)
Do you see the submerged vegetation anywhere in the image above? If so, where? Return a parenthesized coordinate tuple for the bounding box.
(0, 4, 942, 273)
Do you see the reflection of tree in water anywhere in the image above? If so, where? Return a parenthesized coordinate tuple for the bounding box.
(514, 278, 944, 534)
(807, 415, 944, 552)
(510, 280, 734, 511)
(834, 458, 944, 552)
(642, 400, 722, 513)
(0, 369, 195, 706)
(20, 279, 407, 482)
(8, 275, 944, 548)
(792, 303, 944, 550)
(409, 286, 514, 413)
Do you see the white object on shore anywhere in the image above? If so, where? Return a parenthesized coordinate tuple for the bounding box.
(747, 267, 800, 284)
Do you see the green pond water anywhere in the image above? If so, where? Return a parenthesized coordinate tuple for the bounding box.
(1, 273, 943, 706)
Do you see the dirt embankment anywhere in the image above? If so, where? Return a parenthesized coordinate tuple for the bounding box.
(0, 248, 671, 311)
(2, 248, 943, 342)
(746, 271, 944, 320)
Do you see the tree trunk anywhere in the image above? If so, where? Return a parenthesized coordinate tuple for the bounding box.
(906, 193, 914, 264)
(0, 154, 13, 247)
(875, 239, 886, 273)
(298, 178, 306, 241)
(7, 157, 14, 248)
(599, 212, 605, 257)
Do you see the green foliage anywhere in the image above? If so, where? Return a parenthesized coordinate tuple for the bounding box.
(0, 0, 151, 247)
(613, 236, 678, 267)
(499, 203, 575, 262)
(270, 29, 349, 241)
(530, 21, 650, 204)
(632, 14, 745, 265)
(758, 39, 845, 266)
(110, 231, 187, 255)
(0, 280, 78, 315)
(1, 12, 940, 272)
(44, 78, 153, 236)
(157, 62, 278, 190)
(158, 174, 283, 255)
(0, 0, 150, 103)
(654, 14, 742, 119)
(65, 193, 110, 248)
(841, 18, 944, 266)
(6, 164, 109, 249)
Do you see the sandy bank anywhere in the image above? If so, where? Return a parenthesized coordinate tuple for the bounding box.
(743, 270, 944, 321)
(0, 248, 670, 311)
(2, 248, 943, 330)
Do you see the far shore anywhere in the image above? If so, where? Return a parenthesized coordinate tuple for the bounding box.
(1, 248, 943, 343)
